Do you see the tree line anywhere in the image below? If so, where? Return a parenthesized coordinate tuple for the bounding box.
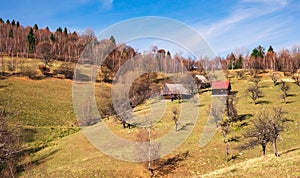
(0, 18, 93, 62)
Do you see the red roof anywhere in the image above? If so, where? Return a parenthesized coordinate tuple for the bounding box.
(212, 80, 230, 90)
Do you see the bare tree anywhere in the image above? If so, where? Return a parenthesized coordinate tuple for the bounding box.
(271, 73, 279, 86)
(220, 116, 230, 161)
(171, 107, 179, 131)
(209, 94, 238, 161)
(279, 81, 290, 104)
(270, 107, 285, 156)
(0, 108, 21, 177)
(245, 85, 263, 105)
(36, 41, 53, 69)
(292, 74, 300, 86)
(240, 108, 285, 157)
(136, 117, 160, 175)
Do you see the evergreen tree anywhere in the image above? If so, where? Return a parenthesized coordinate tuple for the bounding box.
(27, 28, 35, 52)
(33, 24, 38, 31)
(56, 27, 62, 33)
(236, 55, 243, 69)
(268, 45, 274, 53)
(0, 18, 4, 23)
(11, 19, 15, 26)
(64, 27, 68, 36)
(251, 45, 265, 59)
(109, 35, 116, 45)
(6, 19, 10, 24)
(50, 33, 55, 42)
(8, 29, 13, 39)
(16, 21, 20, 27)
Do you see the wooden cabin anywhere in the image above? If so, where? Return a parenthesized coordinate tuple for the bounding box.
(161, 84, 191, 100)
(211, 80, 231, 95)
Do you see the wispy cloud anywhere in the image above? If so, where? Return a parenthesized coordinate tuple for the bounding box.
(197, 0, 289, 56)
(99, 0, 113, 10)
(202, 0, 287, 36)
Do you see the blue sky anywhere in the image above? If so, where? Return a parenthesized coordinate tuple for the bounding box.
(1, 0, 300, 56)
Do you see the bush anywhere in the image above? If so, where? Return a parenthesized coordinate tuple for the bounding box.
(20, 65, 44, 80)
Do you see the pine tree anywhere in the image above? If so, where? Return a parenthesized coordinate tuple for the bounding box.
(64, 27, 68, 36)
(50, 33, 55, 42)
(8, 29, 13, 39)
(109, 35, 116, 45)
(33, 24, 38, 31)
(27, 28, 35, 52)
(56, 27, 62, 33)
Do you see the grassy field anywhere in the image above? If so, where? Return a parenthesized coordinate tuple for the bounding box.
(0, 77, 79, 150)
(0, 64, 300, 177)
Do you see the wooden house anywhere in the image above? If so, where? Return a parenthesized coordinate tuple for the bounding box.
(195, 75, 210, 89)
(211, 80, 231, 96)
(161, 84, 191, 100)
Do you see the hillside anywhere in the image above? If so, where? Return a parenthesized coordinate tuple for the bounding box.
(0, 69, 296, 177)
(20, 130, 300, 177)
(0, 58, 300, 177)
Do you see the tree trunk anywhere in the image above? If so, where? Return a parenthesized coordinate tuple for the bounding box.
(273, 139, 279, 157)
(262, 144, 266, 156)
(225, 143, 229, 162)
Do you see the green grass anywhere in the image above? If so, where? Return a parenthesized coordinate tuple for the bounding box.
(0, 77, 79, 149)
(0, 67, 299, 177)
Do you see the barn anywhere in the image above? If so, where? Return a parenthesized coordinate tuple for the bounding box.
(161, 84, 191, 100)
(211, 80, 231, 95)
(195, 75, 210, 89)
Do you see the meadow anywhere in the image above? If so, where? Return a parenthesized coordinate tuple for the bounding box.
(0, 57, 299, 177)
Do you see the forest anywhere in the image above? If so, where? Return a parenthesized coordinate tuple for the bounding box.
(1, 18, 300, 77)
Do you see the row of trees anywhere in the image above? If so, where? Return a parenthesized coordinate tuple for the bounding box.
(0, 18, 93, 62)
(212, 93, 287, 162)
(222, 45, 300, 73)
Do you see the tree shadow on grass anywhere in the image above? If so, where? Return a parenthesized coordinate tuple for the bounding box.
(279, 147, 300, 156)
(17, 148, 60, 174)
(177, 122, 194, 132)
(286, 101, 295, 104)
(287, 93, 297, 97)
(154, 151, 189, 177)
(228, 136, 240, 142)
(229, 154, 240, 161)
(237, 114, 253, 122)
(256, 100, 270, 105)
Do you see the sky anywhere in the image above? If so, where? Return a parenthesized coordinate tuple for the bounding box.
(1, 0, 300, 57)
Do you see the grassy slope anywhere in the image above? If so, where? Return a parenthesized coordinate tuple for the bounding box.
(0, 68, 299, 177)
(0, 77, 79, 149)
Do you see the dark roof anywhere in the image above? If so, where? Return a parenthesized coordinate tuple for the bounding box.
(212, 80, 230, 90)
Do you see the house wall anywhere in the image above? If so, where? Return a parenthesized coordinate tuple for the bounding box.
(212, 89, 229, 95)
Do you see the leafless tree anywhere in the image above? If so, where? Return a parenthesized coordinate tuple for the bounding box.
(36, 41, 53, 68)
(240, 108, 285, 157)
(245, 85, 263, 105)
(236, 70, 245, 79)
(279, 81, 290, 104)
(171, 107, 179, 131)
(0, 108, 21, 177)
(136, 117, 160, 175)
(292, 74, 300, 86)
(220, 116, 230, 161)
(210, 94, 238, 161)
(271, 73, 279, 86)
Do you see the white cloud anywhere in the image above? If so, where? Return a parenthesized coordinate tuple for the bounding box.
(197, 0, 289, 56)
(99, 0, 113, 10)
